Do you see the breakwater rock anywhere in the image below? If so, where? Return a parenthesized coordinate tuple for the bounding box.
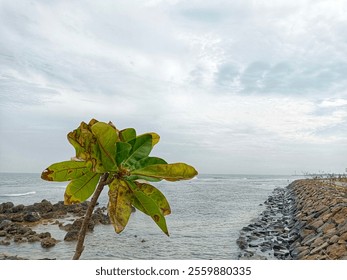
(237, 179, 347, 260)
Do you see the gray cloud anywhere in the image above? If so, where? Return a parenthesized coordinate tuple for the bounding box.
(0, 0, 346, 174)
(214, 61, 347, 95)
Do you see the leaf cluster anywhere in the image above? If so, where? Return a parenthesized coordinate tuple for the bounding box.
(41, 119, 198, 235)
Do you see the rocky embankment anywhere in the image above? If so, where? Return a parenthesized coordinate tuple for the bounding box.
(237, 179, 347, 260)
(0, 200, 110, 251)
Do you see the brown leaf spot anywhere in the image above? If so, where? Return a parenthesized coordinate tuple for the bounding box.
(41, 169, 53, 181)
(153, 215, 160, 222)
(161, 208, 171, 216)
(64, 193, 80, 205)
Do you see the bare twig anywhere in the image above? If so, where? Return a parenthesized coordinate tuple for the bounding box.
(72, 173, 109, 260)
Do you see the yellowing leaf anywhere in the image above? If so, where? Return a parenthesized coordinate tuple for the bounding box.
(131, 163, 198, 181)
(108, 179, 133, 233)
(138, 132, 160, 146)
(91, 122, 118, 171)
(67, 121, 104, 173)
(64, 172, 101, 204)
(126, 180, 169, 236)
(135, 182, 171, 216)
(41, 160, 89, 182)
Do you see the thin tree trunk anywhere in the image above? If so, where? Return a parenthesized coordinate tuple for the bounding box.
(72, 173, 109, 260)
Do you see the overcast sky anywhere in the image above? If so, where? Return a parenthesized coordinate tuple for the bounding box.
(0, 0, 346, 175)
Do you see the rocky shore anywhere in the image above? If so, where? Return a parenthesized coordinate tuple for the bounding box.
(237, 179, 347, 260)
(0, 200, 111, 252)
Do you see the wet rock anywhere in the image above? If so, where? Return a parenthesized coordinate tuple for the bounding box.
(12, 204, 25, 213)
(10, 213, 24, 222)
(236, 236, 247, 249)
(92, 208, 110, 225)
(38, 232, 51, 239)
(0, 202, 14, 213)
(0, 253, 27, 260)
(27, 235, 41, 242)
(14, 235, 26, 243)
(64, 230, 79, 241)
(0, 240, 11, 246)
(23, 212, 41, 222)
(31, 200, 53, 214)
(41, 237, 57, 248)
(0, 220, 11, 230)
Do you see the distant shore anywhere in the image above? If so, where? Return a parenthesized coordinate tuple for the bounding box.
(237, 178, 347, 260)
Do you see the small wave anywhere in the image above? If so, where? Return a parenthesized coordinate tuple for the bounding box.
(0, 191, 36, 197)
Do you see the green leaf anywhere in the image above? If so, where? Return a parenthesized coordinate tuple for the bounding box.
(131, 163, 198, 181)
(115, 142, 132, 166)
(126, 180, 169, 236)
(91, 122, 118, 171)
(41, 160, 90, 182)
(123, 134, 153, 168)
(64, 172, 101, 204)
(130, 156, 167, 171)
(127, 175, 163, 182)
(135, 182, 171, 216)
(119, 128, 136, 143)
(108, 179, 133, 233)
(138, 132, 160, 146)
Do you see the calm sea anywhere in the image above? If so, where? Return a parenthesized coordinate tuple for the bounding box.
(0, 173, 301, 259)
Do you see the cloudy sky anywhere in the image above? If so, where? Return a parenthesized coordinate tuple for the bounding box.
(0, 0, 346, 175)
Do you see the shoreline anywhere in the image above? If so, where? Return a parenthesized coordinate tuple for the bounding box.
(237, 179, 347, 260)
(1, 178, 346, 260)
(0, 200, 110, 259)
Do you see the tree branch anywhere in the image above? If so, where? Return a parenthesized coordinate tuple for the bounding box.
(72, 173, 109, 260)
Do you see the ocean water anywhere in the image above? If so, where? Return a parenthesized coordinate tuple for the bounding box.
(0, 173, 301, 259)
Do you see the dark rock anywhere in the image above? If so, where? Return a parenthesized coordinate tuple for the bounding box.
(70, 218, 95, 232)
(0, 240, 11, 246)
(0, 220, 12, 230)
(64, 230, 79, 241)
(0, 202, 14, 213)
(10, 213, 24, 222)
(0, 253, 27, 260)
(13, 235, 26, 243)
(23, 212, 41, 222)
(27, 235, 41, 242)
(12, 204, 25, 213)
(273, 244, 287, 251)
(41, 237, 57, 248)
(41, 212, 54, 219)
(38, 232, 51, 239)
(33, 200, 53, 214)
(236, 237, 247, 249)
